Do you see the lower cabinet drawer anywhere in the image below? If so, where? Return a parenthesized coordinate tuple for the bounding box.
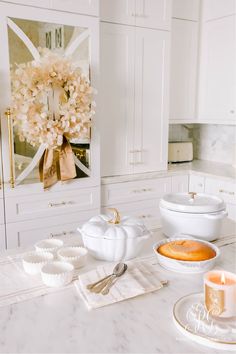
(205, 178, 236, 204)
(102, 177, 172, 206)
(5, 186, 100, 223)
(0, 225, 6, 250)
(102, 199, 162, 230)
(6, 209, 99, 249)
(189, 174, 205, 193)
(226, 203, 236, 221)
(0, 199, 4, 225)
(171, 175, 189, 193)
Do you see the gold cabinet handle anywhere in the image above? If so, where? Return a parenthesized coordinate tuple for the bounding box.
(133, 188, 152, 193)
(139, 214, 152, 219)
(48, 201, 73, 207)
(50, 230, 75, 238)
(219, 189, 235, 196)
(5, 108, 14, 188)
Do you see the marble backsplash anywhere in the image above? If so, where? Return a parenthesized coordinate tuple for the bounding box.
(169, 124, 236, 166)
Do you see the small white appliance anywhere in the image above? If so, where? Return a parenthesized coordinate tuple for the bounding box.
(168, 141, 193, 163)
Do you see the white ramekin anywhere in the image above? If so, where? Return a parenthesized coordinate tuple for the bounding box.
(41, 261, 74, 287)
(22, 251, 54, 275)
(35, 238, 64, 255)
(153, 238, 220, 274)
(57, 247, 88, 268)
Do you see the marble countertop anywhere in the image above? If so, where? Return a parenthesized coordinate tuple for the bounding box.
(102, 160, 236, 185)
(0, 230, 235, 354)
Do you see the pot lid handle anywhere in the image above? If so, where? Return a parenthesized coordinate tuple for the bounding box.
(108, 208, 121, 224)
(189, 192, 197, 200)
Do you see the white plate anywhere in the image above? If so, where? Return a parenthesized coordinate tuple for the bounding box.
(153, 238, 220, 274)
(173, 293, 236, 351)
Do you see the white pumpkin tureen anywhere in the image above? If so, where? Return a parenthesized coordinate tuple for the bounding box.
(79, 209, 150, 261)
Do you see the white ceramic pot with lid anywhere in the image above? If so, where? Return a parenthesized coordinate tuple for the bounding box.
(78, 208, 150, 261)
(160, 192, 228, 241)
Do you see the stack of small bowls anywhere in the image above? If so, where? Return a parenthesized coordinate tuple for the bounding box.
(22, 238, 88, 287)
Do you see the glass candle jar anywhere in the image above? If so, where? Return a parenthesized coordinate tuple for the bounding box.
(204, 270, 236, 318)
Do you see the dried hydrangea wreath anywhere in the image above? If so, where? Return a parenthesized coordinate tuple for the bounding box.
(11, 48, 95, 148)
(11, 49, 96, 188)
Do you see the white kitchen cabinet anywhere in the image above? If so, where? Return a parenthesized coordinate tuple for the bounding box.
(0, 0, 51, 8)
(202, 0, 236, 21)
(51, 0, 99, 16)
(101, 23, 170, 176)
(5, 186, 100, 223)
(103, 199, 162, 230)
(205, 178, 236, 204)
(133, 27, 170, 174)
(170, 19, 198, 122)
(1, 0, 99, 16)
(101, 0, 171, 30)
(189, 174, 205, 193)
(0, 225, 6, 250)
(100, 23, 135, 176)
(0, 2, 100, 190)
(135, 0, 171, 30)
(6, 209, 97, 248)
(0, 2, 100, 248)
(101, 0, 136, 25)
(171, 175, 189, 193)
(172, 0, 200, 21)
(205, 177, 236, 221)
(198, 15, 236, 122)
(102, 177, 172, 206)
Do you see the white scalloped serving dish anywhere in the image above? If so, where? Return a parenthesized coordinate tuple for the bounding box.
(41, 261, 74, 287)
(35, 238, 64, 256)
(22, 251, 54, 275)
(153, 237, 220, 274)
(57, 247, 88, 269)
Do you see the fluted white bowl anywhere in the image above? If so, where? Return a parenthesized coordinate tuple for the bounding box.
(35, 238, 63, 256)
(57, 247, 88, 269)
(41, 261, 74, 287)
(22, 251, 54, 275)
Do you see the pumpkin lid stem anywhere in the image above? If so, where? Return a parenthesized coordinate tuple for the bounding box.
(108, 208, 121, 224)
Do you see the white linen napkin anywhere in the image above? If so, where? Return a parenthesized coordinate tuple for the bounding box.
(75, 259, 164, 310)
(0, 254, 76, 307)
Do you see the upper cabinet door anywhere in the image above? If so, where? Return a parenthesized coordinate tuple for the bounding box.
(172, 0, 200, 21)
(198, 15, 236, 122)
(202, 0, 236, 21)
(0, 0, 51, 8)
(135, 0, 171, 30)
(101, 0, 136, 25)
(51, 0, 99, 16)
(0, 2, 99, 191)
(100, 23, 135, 177)
(134, 27, 170, 173)
(170, 19, 198, 121)
(101, 0, 171, 30)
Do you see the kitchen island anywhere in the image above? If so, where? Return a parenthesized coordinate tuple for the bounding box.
(0, 229, 235, 354)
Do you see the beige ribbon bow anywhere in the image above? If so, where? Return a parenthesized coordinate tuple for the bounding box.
(39, 136, 76, 189)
